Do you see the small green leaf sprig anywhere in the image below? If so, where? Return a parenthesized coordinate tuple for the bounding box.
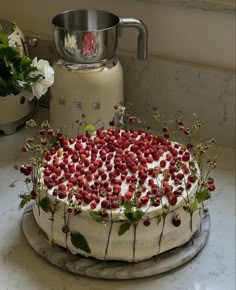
(118, 199, 144, 263)
(153, 108, 217, 231)
(90, 204, 121, 262)
(89, 195, 146, 263)
(10, 119, 61, 209)
(63, 205, 91, 254)
(111, 104, 218, 236)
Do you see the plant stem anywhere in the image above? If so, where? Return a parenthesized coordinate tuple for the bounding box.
(132, 222, 138, 265)
(50, 212, 54, 245)
(66, 213, 70, 250)
(155, 214, 166, 260)
(63, 203, 69, 249)
(190, 212, 193, 233)
(103, 220, 114, 263)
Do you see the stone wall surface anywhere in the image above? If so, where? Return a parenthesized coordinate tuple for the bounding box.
(28, 39, 235, 147)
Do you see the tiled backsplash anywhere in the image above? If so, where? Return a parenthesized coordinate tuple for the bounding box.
(29, 39, 235, 148)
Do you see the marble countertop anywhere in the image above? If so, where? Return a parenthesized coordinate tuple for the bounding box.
(0, 107, 235, 290)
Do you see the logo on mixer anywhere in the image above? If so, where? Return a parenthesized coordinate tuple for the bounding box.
(74, 101, 82, 109)
(58, 97, 65, 105)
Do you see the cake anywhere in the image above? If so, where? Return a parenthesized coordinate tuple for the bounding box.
(18, 121, 216, 263)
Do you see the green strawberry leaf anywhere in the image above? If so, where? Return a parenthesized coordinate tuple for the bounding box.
(118, 221, 132, 236)
(70, 232, 91, 254)
(39, 196, 51, 213)
(124, 199, 132, 212)
(189, 201, 198, 214)
(196, 189, 208, 203)
(90, 211, 106, 222)
(123, 200, 144, 222)
(124, 211, 134, 221)
(132, 209, 144, 221)
(19, 194, 31, 208)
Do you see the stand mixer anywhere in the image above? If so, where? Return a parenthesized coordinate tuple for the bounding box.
(50, 10, 148, 134)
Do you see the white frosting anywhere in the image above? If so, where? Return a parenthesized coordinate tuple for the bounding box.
(33, 129, 202, 262)
(33, 201, 201, 262)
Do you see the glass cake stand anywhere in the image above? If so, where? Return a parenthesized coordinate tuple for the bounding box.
(21, 204, 210, 280)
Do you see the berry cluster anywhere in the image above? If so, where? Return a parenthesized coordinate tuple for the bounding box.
(16, 111, 217, 233)
(20, 165, 33, 176)
(38, 128, 199, 221)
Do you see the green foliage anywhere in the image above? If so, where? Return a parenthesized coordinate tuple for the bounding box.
(118, 221, 132, 236)
(90, 211, 107, 222)
(123, 199, 144, 222)
(196, 189, 208, 203)
(0, 30, 9, 45)
(189, 201, 198, 214)
(0, 28, 41, 96)
(39, 196, 51, 213)
(70, 232, 91, 254)
(19, 194, 31, 208)
(188, 189, 208, 214)
(124, 200, 132, 213)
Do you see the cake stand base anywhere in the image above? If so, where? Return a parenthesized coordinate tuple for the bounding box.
(22, 205, 210, 279)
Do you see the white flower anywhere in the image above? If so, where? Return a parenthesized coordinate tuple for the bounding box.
(27, 58, 54, 101)
(8, 39, 18, 48)
(64, 33, 77, 54)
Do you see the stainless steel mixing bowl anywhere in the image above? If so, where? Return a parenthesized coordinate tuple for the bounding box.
(52, 9, 148, 63)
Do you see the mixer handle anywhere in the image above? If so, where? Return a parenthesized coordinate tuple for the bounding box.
(119, 18, 148, 60)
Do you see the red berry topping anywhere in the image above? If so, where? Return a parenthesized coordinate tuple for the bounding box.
(172, 217, 181, 227)
(140, 195, 149, 205)
(183, 205, 189, 212)
(169, 195, 177, 205)
(74, 208, 82, 215)
(207, 177, 215, 184)
(125, 191, 133, 200)
(143, 218, 151, 227)
(160, 160, 166, 168)
(188, 175, 197, 183)
(58, 191, 67, 199)
(208, 184, 216, 192)
(21, 146, 28, 152)
(186, 143, 193, 150)
(58, 183, 66, 191)
(101, 200, 109, 208)
(39, 130, 46, 136)
(44, 168, 51, 176)
(90, 201, 97, 209)
(182, 153, 190, 162)
(30, 190, 37, 199)
(166, 153, 172, 161)
(47, 129, 54, 136)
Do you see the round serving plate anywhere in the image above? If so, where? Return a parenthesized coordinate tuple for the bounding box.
(22, 204, 210, 280)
